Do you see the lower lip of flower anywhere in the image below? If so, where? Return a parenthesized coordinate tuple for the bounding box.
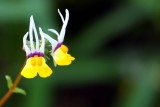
(54, 42, 63, 52)
(27, 52, 44, 58)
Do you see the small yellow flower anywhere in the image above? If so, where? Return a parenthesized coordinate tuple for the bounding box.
(42, 9, 75, 66)
(52, 45, 75, 66)
(21, 16, 53, 78)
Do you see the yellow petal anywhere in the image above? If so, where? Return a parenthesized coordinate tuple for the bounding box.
(53, 45, 75, 66)
(37, 57, 53, 78)
(55, 54, 75, 65)
(21, 56, 53, 78)
(21, 57, 37, 78)
(60, 45, 68, 53)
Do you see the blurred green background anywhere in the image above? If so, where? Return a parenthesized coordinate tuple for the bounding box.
(0, 0, 160, 107)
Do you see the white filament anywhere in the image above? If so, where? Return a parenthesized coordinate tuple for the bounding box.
(30, 16, 39, 52)
(23, 16, 47, 56)
(29, 16, 35, 53)
(39, 27, 45, 53)
(43, 30, 58, 51)
(48, 29, 60, 37)
(58, 9, 65, 23)
(23, 32, 31, 55)
(58, 9, 69, 42)
(48, 9, 69, 43)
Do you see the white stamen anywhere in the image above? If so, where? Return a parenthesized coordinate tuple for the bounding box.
(48, 29, 60, 36)
(39, 27, 45, 53)
(30, 16, 39, 52)
(29, 16, 36, 53)
(58, 9, 65, 23)
(58, 9, 69, 42)
(23, 32, 31, 55)
(43, 31, 58, 52)
(26, 40, 30, 44)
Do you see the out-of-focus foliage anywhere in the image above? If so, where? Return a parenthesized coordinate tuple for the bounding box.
(0, 0, 160, 107)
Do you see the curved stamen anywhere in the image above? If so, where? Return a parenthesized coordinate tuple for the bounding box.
(23, 32, 31, 55)
(39, 27, 45, 53)
(58, 9, 65, 23)
(43, 30, 58, 52)
(48, 29, 60, 37)
(30, 16, 39, 52)
(29, 16, 36, 53)
(58, 9, 69, 42)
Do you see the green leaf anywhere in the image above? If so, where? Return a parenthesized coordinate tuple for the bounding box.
(5, 75, 13, 89)
(14, 87, 26, 95)
(5, 75, 26, 95)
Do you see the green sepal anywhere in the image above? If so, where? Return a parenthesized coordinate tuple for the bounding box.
(53, 59, 57, 67)
(50, 53, 57, 67)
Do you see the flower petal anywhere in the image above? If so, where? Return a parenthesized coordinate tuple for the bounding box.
(21, 57, 37, 78)
(37, 57, 53, 78)
(52, 45, 75, 66)
(60, 45, 68, 53)
(21, 56, 53, 78)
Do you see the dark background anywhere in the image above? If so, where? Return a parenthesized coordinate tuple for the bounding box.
(0, 0, 160, 107)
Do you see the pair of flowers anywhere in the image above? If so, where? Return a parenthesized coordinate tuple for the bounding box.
(21, 9, 75, 78)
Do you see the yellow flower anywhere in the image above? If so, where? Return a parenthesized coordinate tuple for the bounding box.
(22, 16, 53, 78)
(42, 9, 75, 66)
(52, 45, 75, 66)
(21, 55, 52, 78)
